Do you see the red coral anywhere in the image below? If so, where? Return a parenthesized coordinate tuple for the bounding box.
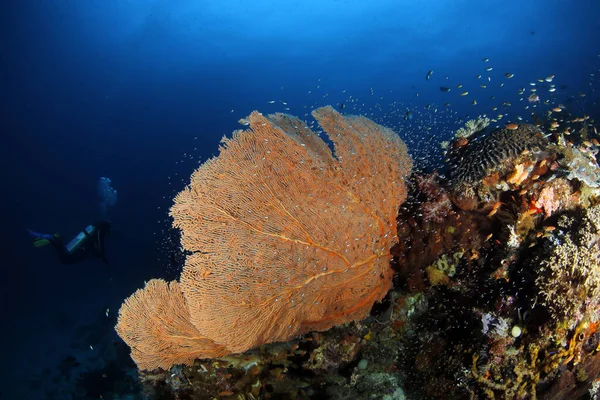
(421, 192, 454, 223)
(416, 171, 443, 199)
(415, 172, 455, 223)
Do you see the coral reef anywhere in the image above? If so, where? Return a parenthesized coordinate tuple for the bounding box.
(391, 118, 600, 399)
(115, 105, 600, 399)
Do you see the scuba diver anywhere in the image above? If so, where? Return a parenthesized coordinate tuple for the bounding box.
(27, 221, 112, 265)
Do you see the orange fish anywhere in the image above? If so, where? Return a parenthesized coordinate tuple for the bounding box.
(505, 123, 518, 130)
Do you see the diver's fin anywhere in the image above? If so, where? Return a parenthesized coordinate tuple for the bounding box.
(32, 233, 60, 248)
(33, 238, 50, 247)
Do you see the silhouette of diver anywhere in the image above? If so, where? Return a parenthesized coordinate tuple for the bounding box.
(27, 221, 112, 264)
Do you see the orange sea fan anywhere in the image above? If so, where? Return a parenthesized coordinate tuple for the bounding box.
(116, 106, 412, 370)
(115, 279, 229, 371)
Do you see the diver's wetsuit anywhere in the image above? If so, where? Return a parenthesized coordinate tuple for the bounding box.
(47, 222, 111, 264)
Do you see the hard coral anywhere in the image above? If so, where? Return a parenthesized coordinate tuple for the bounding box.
(449, 124, 548, 186)
(535, 205, 600, 323)
(446, 124, 552, 211)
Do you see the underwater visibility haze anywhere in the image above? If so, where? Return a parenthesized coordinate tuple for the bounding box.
(2, 0, 600, 399)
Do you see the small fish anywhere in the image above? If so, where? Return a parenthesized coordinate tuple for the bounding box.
(504, 73, 515, 78)
(527, 94, 540, 103)
(404, 111, 413, 120)
(426, 70, 433, 80)
(552, 107, 562, 112)
(105, 308, 110, 317)
(339, 102, 345, 110)
(457, 84, 463, 88)
(486, 67, 493, 72)
(472, 100, 478, 105)
(460, 91, 469, 96)
(440, 86, 451, 92)
(267, 100, 275, 103)
(545, 75, 555, 82)
(480, 84, 487, 88)
(482, 57, 490, 62)
(506, 123, 518, 130)
(548, 88, 556, 92)
(476, 75, 482, 79)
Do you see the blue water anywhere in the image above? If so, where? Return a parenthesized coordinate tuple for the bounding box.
(2, 0, 599, 398)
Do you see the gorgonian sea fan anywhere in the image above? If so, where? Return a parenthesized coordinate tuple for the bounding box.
(116, 106, 412, 370)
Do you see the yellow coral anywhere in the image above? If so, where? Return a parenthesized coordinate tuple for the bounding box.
(455, 116, 490, 139)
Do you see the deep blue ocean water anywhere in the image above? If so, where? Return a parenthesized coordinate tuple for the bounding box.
(2, 0, 599, 398)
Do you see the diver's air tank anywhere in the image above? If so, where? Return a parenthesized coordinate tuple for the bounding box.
(66, 225, 96, 254)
